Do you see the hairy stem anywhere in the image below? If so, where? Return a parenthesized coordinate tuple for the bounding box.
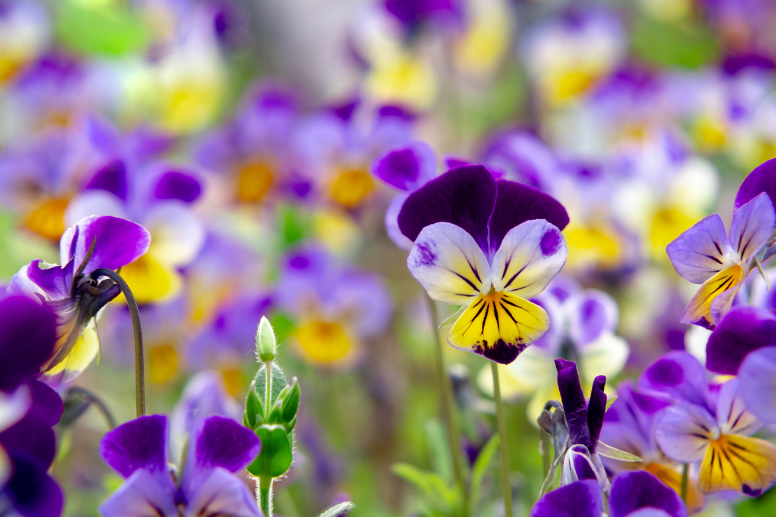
(491, 362, 514, 517)
(427, 297, 468, 516)
(91, 268, 144, 417)
(67, 386, 117, 429)
(259, 477, 273, 517)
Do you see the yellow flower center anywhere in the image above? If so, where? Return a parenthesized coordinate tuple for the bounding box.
(236, 160, 275, 203)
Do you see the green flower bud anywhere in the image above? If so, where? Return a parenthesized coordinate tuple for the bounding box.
(256, 316, 277, 362)
(281, 377, 300, 423)
(244, 384, 264, 429)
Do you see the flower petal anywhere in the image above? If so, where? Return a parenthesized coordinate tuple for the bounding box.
(153, 170, 203, 204)
(143, 203, 205, 267)
(666, 214, 735, 284)
(407, 222, 491, 304)
(488, 179, 569, 254)
(100, 415, 168, 479)
(610, 470, 687, 517)
(698, 434, 776, 496)
(680, 265, 745, 330)
(736, 158, 776, 209)
(491, 220, 567, 299)
(6, 452, 64, 517)
(716, 379, 762, 436)
(183, 467, 262, 517)
(655, 403, 715, 463)
(565, 289, 619, 347)
(706, 306, 776, 375)
(450, 292, 549, 364)
(371, 141, 437, 191)
(562, 444, 600, 486)
(530, 479, 603, 517)
(739, 347, 776, 424)
(0, 295, 56, 392)
(63, 216, 151, 276)
(555, 359, 591, 449)
(85, 160, 128, 201)
(187, 416, 261, 474)
(730, 192, 775, 266)
(398, 165, 496, 252)
(99, 468, 177, 517)
(385, 193, 414, 250)
(24, 260, 70, 300)
(587, 376, 607, 453)
(639, 352, 713, 411)
(43, 322, 100, 385)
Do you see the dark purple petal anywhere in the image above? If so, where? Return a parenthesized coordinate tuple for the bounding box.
(371, 141, 436, 192)
(610, 470, 687, 517)
(5, 452, 64, 517)
(736, 158, 776, 209)
(0, 405, 58, 469)
(397, 165, 496, 253)
(24, 260, 70, 300)
(63, 216, 151, 276)
(530, 480, 603, 517)
(639, 352, 713, 412)
(85, 160, 128, 201)
(488, 179, 569, 254)
(555, 359, 592, 449)
(29, 380, 63, 428)
(706, 307, 776, 375)
(153, 170, 203, 203)
(190, 416, 261, 473)
(587, 376, 607, 453)
(0, 296, 56, 392)
(100, 415, 168, 478)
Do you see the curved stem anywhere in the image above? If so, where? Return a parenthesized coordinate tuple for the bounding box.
(426, 297, 468, 516)
(491, 362, 514, 517)
(67, 386, 117, 429)
(91, 268, 145, 418)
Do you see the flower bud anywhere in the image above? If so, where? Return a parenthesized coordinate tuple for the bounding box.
(256, 316, 277, 362)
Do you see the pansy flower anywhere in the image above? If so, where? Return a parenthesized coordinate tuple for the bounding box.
(398, 164, 569, 364)
(65, 160, 206, 304)
(645, 352, 776, 496)
(100, 414, 261, 517)
(531, 471, 687, 517)
(667, 183, 775, 329)
(275, 247, 392, 367)
(0, 295, 64, 517)
(8, 215, 151, 383)
(0, 0, 48, 88)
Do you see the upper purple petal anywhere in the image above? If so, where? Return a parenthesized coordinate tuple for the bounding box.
(85, 160, 128, 201)
(739, 346, 776, 424)
(153, 170, 203, 203)
(706, 306, 776, 375)
(555, 359, 592, 449)
(100, 414, 168, 479)
(488, 179, 569, 254)
(736, 158, 776, 209)
(610, 470, 687, 517)
(530, 480, 603, 517)
(566, 290, 618, 347)
(0, 384, 61, 468)
(0, 296, 56, 392)
(62, 216, 151, 276)
(371, 141, 437, 192)
(587, 376, 607, 453)
(29, 380, 64, 428)
(189, 416, 261, 473)
(639, 351, 713, 412)
(5, 452, 64, 517)
(24, 260, 70, 300)
(397, 165, 496, 253)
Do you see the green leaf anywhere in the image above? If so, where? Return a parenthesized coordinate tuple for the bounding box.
(605, 395, 618, 411)
(736, 484, 776, 516)
(632, 18, 720, 69)
(281, 377, 300, 423)
(56, 2, 149, 56)
(392, 463, 456, 508)
(424, 419, 453, 484)
(470, 434, 500, 507)
(318, 502, 355, 517)
(277, 205, 308, 248)
(243, 385, 263, 429)
(596, 441, 643, 462)
(247, 424, 294, 478)
(253, 362, 287, 409)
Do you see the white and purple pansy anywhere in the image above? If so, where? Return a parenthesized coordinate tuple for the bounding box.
(99, 414, 261, 517)
(398, 164, 569, 364)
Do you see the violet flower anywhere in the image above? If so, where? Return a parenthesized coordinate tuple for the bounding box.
(399, 164, 569, 364)
(100, 414, 261, 517)
(8, 215, 151, 384)
(531, 471, 687, 517)
(0, 295, 64, 517)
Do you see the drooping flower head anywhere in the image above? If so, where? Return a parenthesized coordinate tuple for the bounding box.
(667, 164, 775, 329)
(100, 414, 261, 517)
(8, 215, 151, 383)
(399, 164, 569, 364)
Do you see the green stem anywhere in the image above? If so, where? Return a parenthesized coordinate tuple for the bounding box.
(259, 477, 273, 517)
(491, 362, 514, 517)
(67, 386, 117, 429)
(539, 428, 550, 480)
(427, 297, 468, 516)
(681, 463, 688, 503)
(91, 268, 144, 417)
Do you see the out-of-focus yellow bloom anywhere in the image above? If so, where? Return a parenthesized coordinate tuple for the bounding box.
(454, 0, 511, 78)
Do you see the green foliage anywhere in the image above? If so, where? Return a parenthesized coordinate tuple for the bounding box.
(392, 463, 460, 510)
(425, 419, 453, 484)
(631, 18, 720, 69)
(56, 2, 149, 56)
(470, 435, 500, 510)
(247, 424, 294, 478)
(277, 205, 308, 249)
(736, 485, 776, 516)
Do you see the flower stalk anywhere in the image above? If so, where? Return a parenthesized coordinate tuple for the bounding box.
(491, 362, 514, 517)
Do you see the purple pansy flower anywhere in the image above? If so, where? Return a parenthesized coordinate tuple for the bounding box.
(8, 215, 151, 384)
(100, 414, 261, 517)
(532, 471, 686, 517)
(0, 295, 64, 517)
(644, 352, 776, 496)
(399, 164, 570, 364)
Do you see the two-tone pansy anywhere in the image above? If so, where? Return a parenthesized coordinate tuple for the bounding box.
(666, 182, 775, 329)
(8, 215, 151, 384)
(398, 164, 569, 364)
(645, 352, 776, 496)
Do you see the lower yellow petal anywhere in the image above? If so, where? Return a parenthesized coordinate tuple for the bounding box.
(330, 168, 374, 209)
(116, 254, 181, 305)
(645, 462, 704, 514)
(235, 160, 275, 203)
(682, 265, 745, 329)
(699, 434, 776, 496)
(294, 319, 356, 366)
(450, 291, 549, 364)
(46, 324, 99, 383)
(23, 198, 69, 241)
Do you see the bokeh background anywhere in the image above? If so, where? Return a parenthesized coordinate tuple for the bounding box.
(3, 0, 776, 515)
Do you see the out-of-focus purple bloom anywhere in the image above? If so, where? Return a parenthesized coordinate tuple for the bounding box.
(8, 215, 151, 384)
(382, 0, 459, 32)
(0, 295, 64, 517)
(100, 414, 261, 517)
(531, 471, 686, 517)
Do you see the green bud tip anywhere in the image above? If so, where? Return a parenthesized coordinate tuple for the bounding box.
(256, 316, 277, 362)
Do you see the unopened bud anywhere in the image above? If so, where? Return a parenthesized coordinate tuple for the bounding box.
(256, 316, 277, 362)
